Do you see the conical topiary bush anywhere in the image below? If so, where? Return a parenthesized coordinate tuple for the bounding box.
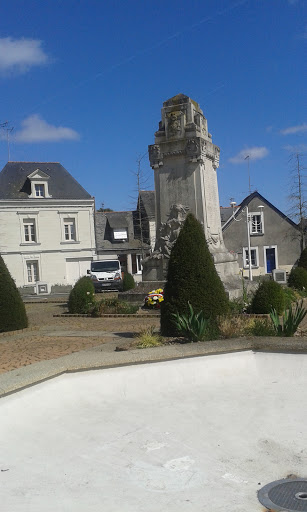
(0, 255, 28, 332)
(160, 213, 229, 336)
(68, 276, 95, 314)
(297, 247, 307, 271)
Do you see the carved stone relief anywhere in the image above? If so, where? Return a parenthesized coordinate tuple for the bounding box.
(143, 204, 189, 262)
(166, 111, 182, 137)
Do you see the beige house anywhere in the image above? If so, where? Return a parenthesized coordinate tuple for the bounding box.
(0, 162, 96, 294)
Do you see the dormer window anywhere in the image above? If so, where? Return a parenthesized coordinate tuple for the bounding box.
(35, 184, 45, 197)
(27, 169, 51, 198)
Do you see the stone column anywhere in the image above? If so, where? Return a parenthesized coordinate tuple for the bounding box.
(127, 253, 133, 274)
(144, 94, 241, 297)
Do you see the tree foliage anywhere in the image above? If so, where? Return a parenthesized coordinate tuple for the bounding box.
(0, 255, 28, 332)
(288, 152, 306, 252)
(160, 213, 229, 336)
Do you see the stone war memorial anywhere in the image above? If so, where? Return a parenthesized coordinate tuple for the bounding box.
(143, 93, 241, 297)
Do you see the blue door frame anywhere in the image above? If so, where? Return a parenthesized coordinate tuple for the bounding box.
(266, 248, 276, 273)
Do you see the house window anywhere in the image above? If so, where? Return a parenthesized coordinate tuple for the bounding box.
(26, 261, 39, 283)
(23, 219, 36, 242)
(35, 184, 45, 197)
(64, 219, 76, 241)
(243, 247, 259, 268)
(113, 228, 128, 240)
(132, 254, 142, 274)
(249, 212, 264, 235)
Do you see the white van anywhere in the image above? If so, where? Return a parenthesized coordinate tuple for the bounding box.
(88, 259, 123, 292)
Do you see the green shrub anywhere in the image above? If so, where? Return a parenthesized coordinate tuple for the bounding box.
(270, 300, 307, 336)
(282, 286, 298, 309)
(0, 255, 28, 332)
(288, 266, 307, 291)
(247, 318, 276, 336)
(297, 247, 307, 271)
(123, 272, 135, 291)
(250, 280, 285, 315)
(92, 297, 138, 316)
(161, 214, 229, 336)
(68, 276, 95, 314)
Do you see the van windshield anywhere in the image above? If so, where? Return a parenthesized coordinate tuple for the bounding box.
(91, 261, 120, 272)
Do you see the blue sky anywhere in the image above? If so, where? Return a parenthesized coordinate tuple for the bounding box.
(0, 0, 306, 216)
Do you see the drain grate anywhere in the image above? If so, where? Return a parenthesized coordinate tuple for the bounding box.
(258, 479, 307, 511)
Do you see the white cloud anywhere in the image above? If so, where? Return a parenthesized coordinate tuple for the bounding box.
(283, 143, 307, 152)
(15, 115, 80, 143)
(229, 146, 269, 164)
(280, 123, 307, 135)
(0, 37, 49, 75)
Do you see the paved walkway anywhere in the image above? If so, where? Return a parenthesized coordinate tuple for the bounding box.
(1, 301, 307, 397)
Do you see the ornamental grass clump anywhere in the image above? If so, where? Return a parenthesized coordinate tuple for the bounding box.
(250, 280, 285, 315)
(68, 276, 95, 314)
(0, 255, 28, 332)
(171, 302, 217, 342)
(270, 300, 307, 337)
(134, 326, 163, 348)
(161, 214, 229, 336)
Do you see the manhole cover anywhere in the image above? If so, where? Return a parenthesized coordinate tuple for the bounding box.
(258, 479, 307, 511)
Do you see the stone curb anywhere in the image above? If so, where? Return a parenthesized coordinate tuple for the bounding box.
(0, 326, 38, 338)
(53, 313, 160, 318)
(1, 336, 307, 398)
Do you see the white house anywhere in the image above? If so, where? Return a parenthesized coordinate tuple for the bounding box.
(0, 162, 96, 293)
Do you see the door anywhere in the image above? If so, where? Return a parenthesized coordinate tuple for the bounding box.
(66, 258, 92, 285)
(266, 248, 276, 273)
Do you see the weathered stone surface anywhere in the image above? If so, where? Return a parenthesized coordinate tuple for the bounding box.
(144, 94, 241, 297)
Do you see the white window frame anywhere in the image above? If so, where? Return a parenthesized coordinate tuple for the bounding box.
(58, 212, 79, 243)
(64, 218, 76, 241)
(23, 219, 37, 242)
(249, 211, 264, 235)
(136, 254, 142, 274)
(264, 245, 278, 274)
(18, 212, 40, 245)
(34, 183, 46, 197)
(26, 260, 39, 283)
(243, 246, 259, 268)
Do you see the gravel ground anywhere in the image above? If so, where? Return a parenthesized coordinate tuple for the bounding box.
(0, 302, 160, 374)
